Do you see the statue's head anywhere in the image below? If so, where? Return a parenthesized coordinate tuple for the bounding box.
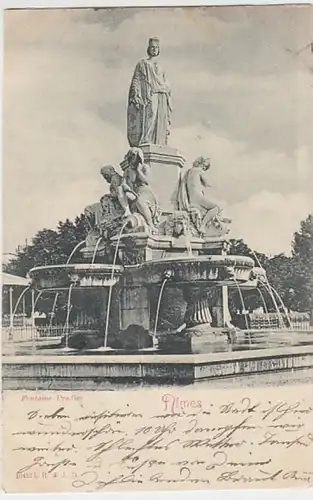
(147, 37, 160, 58)
(100, 195, 107, 209)
(100, 165, 116, 181)
(193, 156, 211, 171)
(125, 147, 144, 168)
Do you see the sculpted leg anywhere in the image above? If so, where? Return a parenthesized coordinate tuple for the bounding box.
(135, 199, 154, 228)
(198, 195, 219, 212)
(198, 206, 220, 234)
(201, 205, 220, 222)
(116, 186, 131, 217)
(142, 94, 158, 145)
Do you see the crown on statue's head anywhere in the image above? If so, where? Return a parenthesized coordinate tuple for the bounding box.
(148, 37, 160, 45)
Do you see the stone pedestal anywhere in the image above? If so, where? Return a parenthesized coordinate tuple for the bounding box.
(64, 286, 121, 350)
(121, 144, 185, 213)
(212, 285, 232, 327)
(155, 285, 227, 354)
(120, 286, 150, 331)
(183, 286, 212, 327)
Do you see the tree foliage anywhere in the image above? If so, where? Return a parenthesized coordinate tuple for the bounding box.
(290, 214, 313, 313)
(4, 215, 88, 277)
(228, 216, 313, 315)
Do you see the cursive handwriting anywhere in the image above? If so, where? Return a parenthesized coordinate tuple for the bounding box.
(4, 387, 313, 492)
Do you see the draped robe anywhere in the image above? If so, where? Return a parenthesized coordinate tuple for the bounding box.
(127, 58, 172, 147)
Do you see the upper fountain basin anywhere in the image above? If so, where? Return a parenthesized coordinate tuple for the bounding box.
(28, 263, 124, 290)
(124, 255, 255, 287)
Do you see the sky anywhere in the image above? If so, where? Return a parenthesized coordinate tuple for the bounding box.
(3, 5, 313, 256)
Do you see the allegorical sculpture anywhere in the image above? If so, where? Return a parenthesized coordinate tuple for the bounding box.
(121, 147, 159, 230)
(127, 37, 172, 147)
(89, 149, 159, 235)
(100, 165, 135, 218)
(85, 38, 232, 248)
(174, 156, 231, 235)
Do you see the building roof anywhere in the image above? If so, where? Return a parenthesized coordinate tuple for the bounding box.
(1, 272, 30, 287)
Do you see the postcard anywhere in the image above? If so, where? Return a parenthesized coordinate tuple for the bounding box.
(2, 4, 313, 494)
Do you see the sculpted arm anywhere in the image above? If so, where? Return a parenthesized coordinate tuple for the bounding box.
(200, 172, 212, 188)
(129, 63, 144, 109)
(121, 179, 134, 193)
(136, 163, 150, 186)
(111, 176, 131, 214)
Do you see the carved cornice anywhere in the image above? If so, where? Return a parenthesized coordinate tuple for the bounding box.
(124, 255, 255, 287)
(120, 144, 185, 170)
(29, 264, 124, 290)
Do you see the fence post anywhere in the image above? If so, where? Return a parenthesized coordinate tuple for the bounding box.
(22, 295, 26, 328)
(31, 289, 35, 328)
(9, 287, 14, 328)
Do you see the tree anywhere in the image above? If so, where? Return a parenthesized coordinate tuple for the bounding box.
(2, 214, 88, 319)
(3, 214, 88, 277)
(264, 254, 294, 311)
(228, 238, 270, 313)
(229, 238, 268, 267)
(228, 238, 253, 258)
(290, 214, 313, 315)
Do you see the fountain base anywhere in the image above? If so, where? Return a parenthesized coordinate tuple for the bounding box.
(3, 343, 313, 390)
(89, 346, 114, 352)
(156, 325, 231, 354)
(61, 329, 104, 350)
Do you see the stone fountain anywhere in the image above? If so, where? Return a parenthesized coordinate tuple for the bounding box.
(6, 38, 312, 389)
(28, 37, 264, 355)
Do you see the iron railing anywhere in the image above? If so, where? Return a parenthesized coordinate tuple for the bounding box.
(2, 325, 70, 342)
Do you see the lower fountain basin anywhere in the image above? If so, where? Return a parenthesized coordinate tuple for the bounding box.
(125, 255, 255, 286)
(28, 263, 124, 290)
(3, 342, 313, 389)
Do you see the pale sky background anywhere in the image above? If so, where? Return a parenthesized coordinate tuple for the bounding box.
(3, 5, 313, 256)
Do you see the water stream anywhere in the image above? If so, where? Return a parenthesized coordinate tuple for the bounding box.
(33, 290, 44, 310)
(62, 284, 74, 351)
(8, 286, 31, 339)
(182, 220, 193, 257)
(91, 237, 103, 265)
(250, 249, 286, 328)
(260, 281, 286, 328)
(233, 276, 251, 343)
(49, 292, 59, 328)
(66, 240, 86, 264)
(102, 221, 129, 350)
(153, 278, 169, 344)
(8, 287, 44, 341)
(256, 287, 271, 325)
(269, 285, 292, 327)
(11, 286, 31, 323)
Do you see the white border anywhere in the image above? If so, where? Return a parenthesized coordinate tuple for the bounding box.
(1, 0, 313, 7)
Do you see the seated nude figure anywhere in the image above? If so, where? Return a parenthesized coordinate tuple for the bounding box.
(100, 165, 137, 218)
(175, 156, 231, 233)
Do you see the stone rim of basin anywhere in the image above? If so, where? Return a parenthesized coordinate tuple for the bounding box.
(29, 263, 124, 273)
(141, 255, 255, 267)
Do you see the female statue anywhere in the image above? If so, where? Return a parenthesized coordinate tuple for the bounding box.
(127, 38, 172, 147)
